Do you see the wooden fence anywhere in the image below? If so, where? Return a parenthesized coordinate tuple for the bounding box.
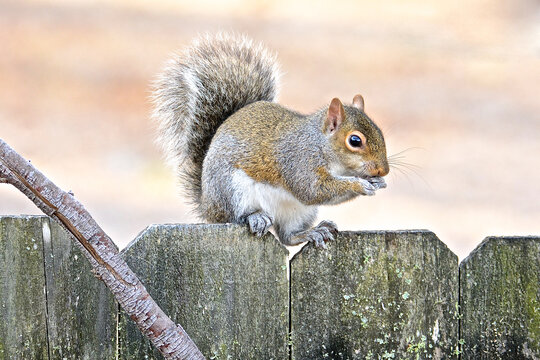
(0, 215, 538, 359)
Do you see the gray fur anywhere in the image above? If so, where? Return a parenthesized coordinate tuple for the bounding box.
(152, 33, 280, 208)
(199, 132, 245, 223)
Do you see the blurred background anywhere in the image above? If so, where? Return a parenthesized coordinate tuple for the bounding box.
(1, 0, 539, 259)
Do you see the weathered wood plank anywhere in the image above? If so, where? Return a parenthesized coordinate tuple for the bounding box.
(118, 224, 289, 360)
(0, 216, 49, 360)
(290, 230, 459, 359)
(43, 217, 117, 359)
(460, 236, 540, 359)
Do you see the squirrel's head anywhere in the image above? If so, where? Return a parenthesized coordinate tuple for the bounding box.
(323, 95, 389, 178)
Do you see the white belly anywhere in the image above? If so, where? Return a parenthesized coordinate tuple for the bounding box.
(231, 169, 317, 233)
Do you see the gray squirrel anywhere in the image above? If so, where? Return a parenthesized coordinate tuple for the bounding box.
(153, 33, 389, 248)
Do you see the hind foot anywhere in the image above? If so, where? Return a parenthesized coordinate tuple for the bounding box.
(289, 220, 339, 249)
(246, 211, 273, 237)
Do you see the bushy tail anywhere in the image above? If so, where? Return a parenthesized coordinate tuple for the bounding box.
(152, 33, 280, 205)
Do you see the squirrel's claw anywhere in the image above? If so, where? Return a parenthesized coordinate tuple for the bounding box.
(247, 211, 273, 237)
(316, 220, 339, 236)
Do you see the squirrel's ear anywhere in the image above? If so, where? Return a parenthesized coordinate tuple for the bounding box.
(352, 94, 365, 111)
(325, 98, 345, 134)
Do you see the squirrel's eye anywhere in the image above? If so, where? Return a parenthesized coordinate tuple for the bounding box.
(345, 131, 367, 152)
(349, 135, 363, 148)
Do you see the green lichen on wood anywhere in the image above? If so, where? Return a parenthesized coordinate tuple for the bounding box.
(460, 236, 540, 359)
(290, 230, 459, 360)
(0, 216, 49, 359)
(118, 224, 289, 360)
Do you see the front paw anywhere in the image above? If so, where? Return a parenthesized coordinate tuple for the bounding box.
(367, 176, 387, 190)
(357, 178, 377, 196)
(246, 211, 273, 237)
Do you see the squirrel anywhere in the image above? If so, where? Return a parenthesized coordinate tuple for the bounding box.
(153, 33, 389, 248)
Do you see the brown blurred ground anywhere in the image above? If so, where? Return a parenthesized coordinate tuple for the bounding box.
(1, 0, 539, 259)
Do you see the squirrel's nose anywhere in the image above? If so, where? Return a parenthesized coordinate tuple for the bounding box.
(374, 163, 389, 177)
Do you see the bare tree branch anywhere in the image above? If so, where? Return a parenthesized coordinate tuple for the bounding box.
(0, 138, 205, 360)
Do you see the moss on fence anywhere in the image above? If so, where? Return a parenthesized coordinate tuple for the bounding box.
(290, 230, 459, 359)
(460, 236, 540, 359)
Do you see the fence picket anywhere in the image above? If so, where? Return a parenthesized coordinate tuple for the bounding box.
(290, 230, 460, 359)
(460, 236, 540, 359)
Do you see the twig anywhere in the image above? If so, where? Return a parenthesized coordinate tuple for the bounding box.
(0, 138, 205, 360)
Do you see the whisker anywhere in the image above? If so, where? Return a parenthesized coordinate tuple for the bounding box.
(388, 147, 424, 159)
(389, 164, 415, 187)
(385, 146, 431, 188)
(389, 163, 431, 189)
(388, 160, 422, 170)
